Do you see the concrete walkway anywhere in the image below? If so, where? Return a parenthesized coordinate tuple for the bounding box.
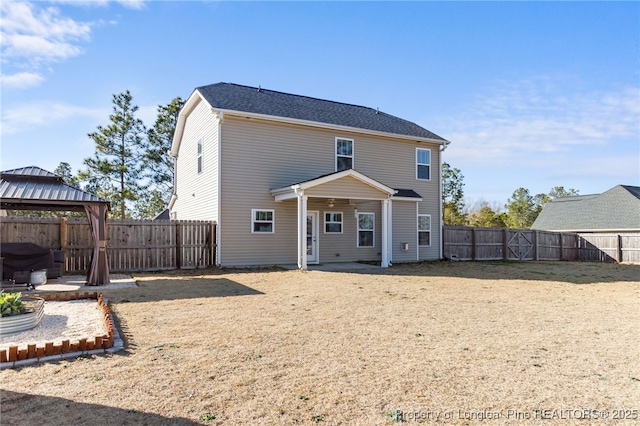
(280, 262, 382, 272)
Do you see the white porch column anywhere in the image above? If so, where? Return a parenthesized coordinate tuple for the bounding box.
(297, 190, 308, 270)
(381, 199, 390, 268)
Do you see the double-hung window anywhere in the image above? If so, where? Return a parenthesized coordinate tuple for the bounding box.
(336, 138, 354, 171)
(418, 214, 431, 246)
(357, 212, 374, 247)
(324, 212, 343, 233)
(251, 209, 274, 233)
(416, 148, 430, 180)
(197, 139, 204, 174)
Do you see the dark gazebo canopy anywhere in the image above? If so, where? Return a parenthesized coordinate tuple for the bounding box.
(1, 166, 111, 285)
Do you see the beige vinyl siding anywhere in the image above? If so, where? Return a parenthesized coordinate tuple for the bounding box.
(218, 115, 441, 266)
(172, 99, 219, 221)
(392, 201, 419, 262)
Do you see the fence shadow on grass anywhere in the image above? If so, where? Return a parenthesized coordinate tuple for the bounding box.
(1, 390, 201, 425)
(100, 276, 264, 304)
(375, 260, 640, 285)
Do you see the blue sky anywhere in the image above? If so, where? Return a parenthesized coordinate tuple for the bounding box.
(1, 1, 638, 207)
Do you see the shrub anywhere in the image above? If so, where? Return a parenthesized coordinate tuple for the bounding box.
(0, 291, 26, 317)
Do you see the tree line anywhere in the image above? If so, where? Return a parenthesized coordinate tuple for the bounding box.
(10, 90, 578, 225)
(11, 91, 184, 219)
(442, 162, 579, 229)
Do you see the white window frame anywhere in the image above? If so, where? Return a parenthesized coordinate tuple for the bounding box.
(418, 214, 431, 247)
(356, 212, 375, 248)
(335, 138, 354, 171)
(197, 139, 204, 174)
(324, 211, 343, 234)
(251, 209, 275, 234)
(416, 147, 431, 181)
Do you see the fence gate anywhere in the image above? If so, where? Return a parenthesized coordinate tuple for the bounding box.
(507, 230, 534, 260)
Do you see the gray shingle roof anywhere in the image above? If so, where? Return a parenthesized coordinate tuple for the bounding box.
(195, 83, 447, 141)
(1, 166, 109, 209)
(531, 185, 640, 232)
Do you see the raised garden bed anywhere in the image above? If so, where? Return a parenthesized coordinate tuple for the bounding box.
(0, 292, 116, 365)
(0, 296, 45, 336)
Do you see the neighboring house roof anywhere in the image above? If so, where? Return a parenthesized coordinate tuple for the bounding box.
(531, 185, 640, 232)
(171, 83, 448, 156)
(1, 166, 110, 211)
(153, 208, 170, 220)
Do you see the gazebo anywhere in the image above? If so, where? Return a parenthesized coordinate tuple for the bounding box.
(0, 166, 111, 285)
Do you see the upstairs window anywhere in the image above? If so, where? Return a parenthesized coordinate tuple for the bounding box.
(336, 138, 354, 171)
(418, 214, 431, 246)
(197, 139, 204, 174)
(324, 212, 343, 233)
(251, 209, 274, 233)
(357, 212, 374, 247)
(416, 148, 431, 180)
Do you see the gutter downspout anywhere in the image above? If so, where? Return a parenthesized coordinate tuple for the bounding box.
(439, 141, 450, 259)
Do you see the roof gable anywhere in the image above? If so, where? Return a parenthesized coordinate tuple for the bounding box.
(271, 169, 395, 201)
(532, 185, 640, 232)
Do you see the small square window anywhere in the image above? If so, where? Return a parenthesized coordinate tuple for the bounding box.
(324, 212, 343, 233)
(251, 209, 274, 233)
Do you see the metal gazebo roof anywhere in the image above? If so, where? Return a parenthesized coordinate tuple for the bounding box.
(1, 166, 109, 211)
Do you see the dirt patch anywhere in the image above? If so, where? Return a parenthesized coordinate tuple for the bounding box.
(1, 261, 638, 425)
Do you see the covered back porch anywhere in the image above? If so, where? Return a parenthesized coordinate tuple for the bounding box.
(271, 169, 421, 270)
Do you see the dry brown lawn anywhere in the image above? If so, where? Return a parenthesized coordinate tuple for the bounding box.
(2, 261, 639, 425)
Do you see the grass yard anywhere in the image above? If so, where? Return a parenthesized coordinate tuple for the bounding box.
(1, 261, 639, 425)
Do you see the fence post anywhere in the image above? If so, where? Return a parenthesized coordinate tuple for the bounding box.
(534, 230, 539, 261)
(175, 222, 182, 269)
(616, 234, 623, 263)
(209, 222, 216, 267)
(60, 217, 68, 272)
(503, 228, 509, 260)
(559, 233, 564, 261)
(471, 228, 477, 261)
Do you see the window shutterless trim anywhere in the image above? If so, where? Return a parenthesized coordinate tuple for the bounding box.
(418, 213, 431, 247)
(335, 137, 354, 171)
(324, 211, 343, 234)
(251, 209, 275, 234)
(416, 147, 431, 181)
(197, 139, 204, 174)
(356, 212, 375, 248)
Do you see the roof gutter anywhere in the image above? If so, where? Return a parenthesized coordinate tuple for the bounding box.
(210, 107, 449, 146)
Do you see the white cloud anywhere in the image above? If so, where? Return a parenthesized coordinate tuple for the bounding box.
(442, 79, 640, 167)
(1, 71, 45, 89)
(0, 101, 107, 135)
(52, 0, 146, 9)
(0, 1, 92, 65)
(0, 0, 145, 88)
(1, 100, 162, 134)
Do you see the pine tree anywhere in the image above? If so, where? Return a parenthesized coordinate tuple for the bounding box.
(142, 97, 184, 214)
(84, 91, 147, 219)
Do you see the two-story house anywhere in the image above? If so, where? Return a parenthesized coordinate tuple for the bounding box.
(169, 83, 449, 269)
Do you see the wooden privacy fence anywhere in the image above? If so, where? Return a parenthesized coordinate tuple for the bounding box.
(1, 217, 216, 273)
(443, 226, 639, 263)
(578, 233, 640, 263)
